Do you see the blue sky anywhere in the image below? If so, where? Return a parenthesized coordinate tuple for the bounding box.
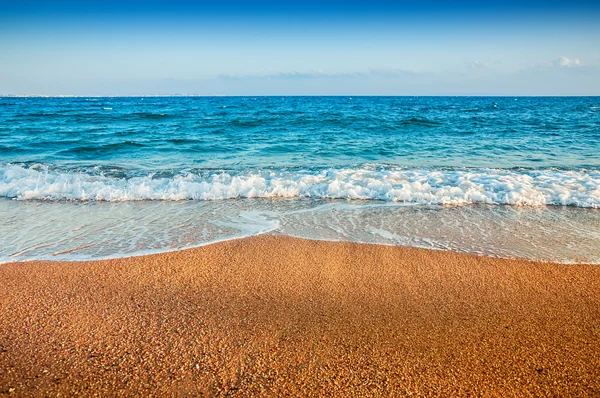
(1, 0, 599, 95)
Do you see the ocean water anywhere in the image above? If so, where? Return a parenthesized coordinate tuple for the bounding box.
(1, 96, 599, 263)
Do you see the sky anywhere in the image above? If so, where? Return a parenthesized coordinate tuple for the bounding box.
(1, 0, 599, 96)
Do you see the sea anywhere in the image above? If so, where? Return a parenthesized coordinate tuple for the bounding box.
(1, 96, 599, 263)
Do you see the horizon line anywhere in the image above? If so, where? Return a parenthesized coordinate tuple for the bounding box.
(2, 94, 599, 98)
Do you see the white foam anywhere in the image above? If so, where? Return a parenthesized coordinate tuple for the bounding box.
(1, 164, 599, 207)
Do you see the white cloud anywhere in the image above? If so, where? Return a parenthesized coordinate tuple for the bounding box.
(471, 60, 486, 69)
(556, 56, 582, 68)
(527, 56, 585, 70)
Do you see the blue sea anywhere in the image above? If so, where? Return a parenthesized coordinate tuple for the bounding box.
(1, 96, 599, 263)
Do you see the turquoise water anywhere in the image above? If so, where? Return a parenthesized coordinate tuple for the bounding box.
(1, 96, 599, 262)
(2, 96, 599, 171)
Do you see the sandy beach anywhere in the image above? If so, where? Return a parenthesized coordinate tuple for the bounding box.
(1, 236, 599, 396)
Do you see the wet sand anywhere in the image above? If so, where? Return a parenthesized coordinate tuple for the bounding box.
(1, 236, 599, 396)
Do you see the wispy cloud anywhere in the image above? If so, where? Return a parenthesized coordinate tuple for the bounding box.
(218, 68, 420, 80)
(528, 56, 585, 70)
(555, 56, 582, 68)
(470, 60, 488, 69)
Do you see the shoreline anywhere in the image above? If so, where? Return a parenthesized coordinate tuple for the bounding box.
(2, 199, 599, 265)
(3, 233, 599, 266)
(1, 235, 599, 395)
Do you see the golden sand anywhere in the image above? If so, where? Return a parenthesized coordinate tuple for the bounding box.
(1, 236, 599, 396)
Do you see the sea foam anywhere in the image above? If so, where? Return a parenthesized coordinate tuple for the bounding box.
(1, 164, 599, 207)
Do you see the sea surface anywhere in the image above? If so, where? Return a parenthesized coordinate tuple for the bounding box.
(1, 96, 599, 263)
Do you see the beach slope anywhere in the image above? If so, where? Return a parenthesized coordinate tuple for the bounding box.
(1, 236, 599, 396)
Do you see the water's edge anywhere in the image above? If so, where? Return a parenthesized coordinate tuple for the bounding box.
(2, 199, 598, 264)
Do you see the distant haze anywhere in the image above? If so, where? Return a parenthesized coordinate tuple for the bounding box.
(1, 0, 599, 96)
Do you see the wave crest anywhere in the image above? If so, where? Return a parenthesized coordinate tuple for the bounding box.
(1, 164, 599, 207)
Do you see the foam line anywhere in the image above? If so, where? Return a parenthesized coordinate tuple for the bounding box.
(1, 164, 599, 207)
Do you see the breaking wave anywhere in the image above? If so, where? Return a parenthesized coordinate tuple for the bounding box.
(1, 164, 599, 207)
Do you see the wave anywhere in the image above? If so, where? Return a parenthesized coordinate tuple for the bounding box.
(1, 164, 599, 207)
(57, 141, 146, 155)
(130, 112, 171, 119)
(399, 117, 442, 127)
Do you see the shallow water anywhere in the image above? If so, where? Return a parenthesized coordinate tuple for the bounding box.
(1, 199, 599, 264)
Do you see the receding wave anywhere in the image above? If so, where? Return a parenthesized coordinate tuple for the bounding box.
(1, 164, 599, 207)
